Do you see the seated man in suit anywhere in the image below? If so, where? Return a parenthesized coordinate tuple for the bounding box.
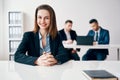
(59, 20, 80, 60)
(82, 19, 110, 60)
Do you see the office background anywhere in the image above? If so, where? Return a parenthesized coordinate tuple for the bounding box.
(0, 0, 120, 60)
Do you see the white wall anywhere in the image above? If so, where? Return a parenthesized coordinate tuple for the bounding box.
(0, 0, 4, 60)
(1, 0, 120, 60)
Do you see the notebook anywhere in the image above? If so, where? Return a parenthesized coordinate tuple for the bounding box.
(82, 70, 118, 80)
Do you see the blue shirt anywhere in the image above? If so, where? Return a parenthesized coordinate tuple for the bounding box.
(39, 32, 51, 54)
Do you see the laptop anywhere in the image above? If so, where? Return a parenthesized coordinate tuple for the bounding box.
(76, 36, 94, 45)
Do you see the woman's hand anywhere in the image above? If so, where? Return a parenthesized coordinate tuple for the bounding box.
(35, 53, 57, 66)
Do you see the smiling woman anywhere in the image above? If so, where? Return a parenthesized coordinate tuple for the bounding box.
(14, 4, 70, 66)
(33, 4, 58, 39)
(37, 10, 50, 29)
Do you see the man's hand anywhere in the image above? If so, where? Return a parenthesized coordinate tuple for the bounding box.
(71, 49, 77, 54)
(93, 41, 98, 45)
(35, 53, 57, 66)
(63, 39, 73, 44)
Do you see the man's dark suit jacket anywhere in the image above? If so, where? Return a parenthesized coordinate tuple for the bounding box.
(59, 29, 77, 41)
(87, 27, 110, 55)
(14, 31, 70, 65)
(59, 29, 80, 60)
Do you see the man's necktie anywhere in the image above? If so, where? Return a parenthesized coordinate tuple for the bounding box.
(95, 32, 98, 41)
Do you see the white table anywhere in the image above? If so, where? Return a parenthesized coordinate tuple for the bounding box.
(63, 44, 120, 60)
(0, 61, 120, 80)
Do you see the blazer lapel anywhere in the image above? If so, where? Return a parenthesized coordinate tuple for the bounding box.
(62, 29, 67, 40)
(70, 30, 73, 40)
(91, 30, 95, 37)
(34, 32, 40, 56)
(98, 27, 103, 41)
(49, 36, 55, 56)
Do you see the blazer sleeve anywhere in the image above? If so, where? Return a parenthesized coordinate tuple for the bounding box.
(73, 31, 77, 40)
(14, 32, 38, 65)
(58, 31, 63, 41)
(54, 35, 70, 64)
(98, 30, 110, 44)
(87, 30, 91, 36)
(59, 30, 66, 41)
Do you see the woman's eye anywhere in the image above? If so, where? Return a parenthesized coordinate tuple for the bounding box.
(45, 17, 50, 19)
(38, 16, 42, 19)
(37, 16, 50, 20)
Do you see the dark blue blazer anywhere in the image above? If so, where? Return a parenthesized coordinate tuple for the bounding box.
(59, 29, 77, 41)
(87, 27, 110, 55)
(14, 31, 70, 65)
(59, 29, 80, 60)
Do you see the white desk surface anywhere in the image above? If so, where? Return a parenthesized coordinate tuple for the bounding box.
(63, 44, 120, 49)
(0, 61, 120, 80)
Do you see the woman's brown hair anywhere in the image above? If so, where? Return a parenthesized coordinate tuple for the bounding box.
(33, 4, 58, 39)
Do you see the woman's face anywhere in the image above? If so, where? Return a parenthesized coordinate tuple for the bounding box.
(37, 9, 50, 30)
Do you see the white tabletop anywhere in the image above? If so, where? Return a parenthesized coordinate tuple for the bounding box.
(0, 61, 120, 80)
(63, 43, 120, 49)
